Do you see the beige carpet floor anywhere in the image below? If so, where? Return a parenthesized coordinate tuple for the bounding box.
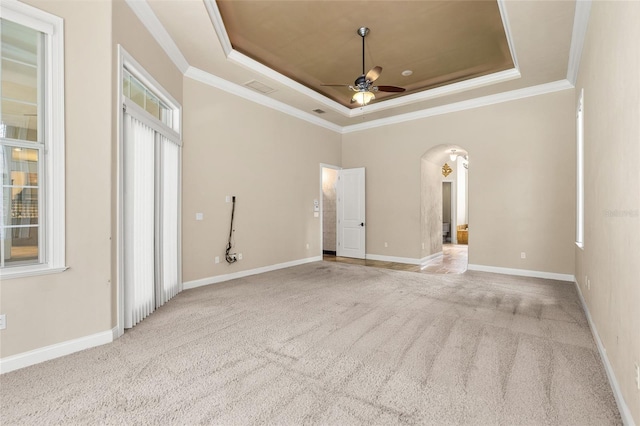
(0, 262, 621, 425)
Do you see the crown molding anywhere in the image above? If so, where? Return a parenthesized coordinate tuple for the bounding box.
(203, 0, 233, 56)
(342, 79, 575, 134)
(566, 0, 592, 84)
(227, 50, 351, 116)
(497, 0, 519, 70)
(124, 0, 189, 73)
(185, 67, 343, 134)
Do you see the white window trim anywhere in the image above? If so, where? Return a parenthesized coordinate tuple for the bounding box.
(0, 0, 66, 279)
(576, 88, 584, 249)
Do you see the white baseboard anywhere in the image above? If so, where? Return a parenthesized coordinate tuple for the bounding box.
(183, 256, 322, 290)
(420, 251, 444, 268)
(0, 328, 115, 374)
(467, 264, 575, 282)
(365, 253, 422, 265)
(574, 280, 635, 426)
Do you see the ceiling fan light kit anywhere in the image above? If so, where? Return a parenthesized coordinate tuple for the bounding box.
(352, 91, 375, 105)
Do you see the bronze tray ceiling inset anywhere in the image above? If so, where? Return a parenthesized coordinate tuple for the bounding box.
(216, 1, 514, 109)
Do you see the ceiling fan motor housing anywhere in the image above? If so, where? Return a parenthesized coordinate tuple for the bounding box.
(354, 75, 369, 90)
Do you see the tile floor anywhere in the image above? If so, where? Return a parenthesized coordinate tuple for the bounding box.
(323, 243, 468, 275)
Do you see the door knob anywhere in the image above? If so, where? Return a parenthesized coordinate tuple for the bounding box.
(360, 222, 365, 227)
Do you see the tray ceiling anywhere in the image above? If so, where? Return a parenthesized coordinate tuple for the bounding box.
(141, 0, 578, 128)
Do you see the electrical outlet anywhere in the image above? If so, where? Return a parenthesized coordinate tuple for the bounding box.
(225, 195, 231, 203)
(215, 256, 220, 264)
(238, 253, 243, 260)
(195, 212, 203, 221)
(587, 278, 591, 290)
(521, 252, 526, 259)
(0, 314, 6, 330)
(306, 243, 310, 250)
(384, 242, 388, 248)
(635, 363, 639, 390)
(422, 243, 425, 250)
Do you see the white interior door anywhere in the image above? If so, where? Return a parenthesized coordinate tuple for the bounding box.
(337, 167, 366, 259)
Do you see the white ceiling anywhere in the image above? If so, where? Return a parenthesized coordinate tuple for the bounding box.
(127, 0, 586, 133)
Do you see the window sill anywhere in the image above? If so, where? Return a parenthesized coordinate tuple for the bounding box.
(0, 265, 69, 280)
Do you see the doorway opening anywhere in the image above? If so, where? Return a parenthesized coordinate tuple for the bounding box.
(321, 165, 339, 256)
(420, 145, 469, 274)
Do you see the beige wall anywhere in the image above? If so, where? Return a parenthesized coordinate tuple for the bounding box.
(343, 90, 576, 274)
(1, 0, 113, 358)
(181, 78, 341, 283)
(575, 1, 640, 422)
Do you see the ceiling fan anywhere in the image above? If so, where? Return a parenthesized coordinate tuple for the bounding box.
(322, 27, 406, 106)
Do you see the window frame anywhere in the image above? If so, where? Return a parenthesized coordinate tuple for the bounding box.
(0, 0, 66, 279)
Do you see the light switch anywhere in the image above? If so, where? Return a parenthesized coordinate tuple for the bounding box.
(196, 213, 203, 221)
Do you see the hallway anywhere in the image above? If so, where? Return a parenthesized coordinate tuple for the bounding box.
(323, 243, 468, 274)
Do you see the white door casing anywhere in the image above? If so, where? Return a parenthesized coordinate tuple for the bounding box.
(337, 167, 366, 259)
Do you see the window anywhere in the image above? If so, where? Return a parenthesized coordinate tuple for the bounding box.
(1, 1, 65, 278)
(576, 88, 584, 248)
(123, 69, 177, 132)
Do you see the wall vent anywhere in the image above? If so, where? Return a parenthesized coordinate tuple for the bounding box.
(244, 80, 276, 94)
(312, 109, 326, 114)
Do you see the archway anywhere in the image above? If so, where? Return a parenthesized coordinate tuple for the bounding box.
(420, 144, 469, 273)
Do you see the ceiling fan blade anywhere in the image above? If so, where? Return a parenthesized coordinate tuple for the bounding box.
(365, 66, 382, 82)
(376, 85, 406, 93)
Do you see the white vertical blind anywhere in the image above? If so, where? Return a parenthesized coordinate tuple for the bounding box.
(158, 135, 180, 306)
(124, 114, 156, 328)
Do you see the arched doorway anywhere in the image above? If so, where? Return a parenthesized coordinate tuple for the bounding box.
(420, 145, 469, 273)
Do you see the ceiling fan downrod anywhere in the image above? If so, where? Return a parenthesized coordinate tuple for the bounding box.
(357, 27, 370, 77)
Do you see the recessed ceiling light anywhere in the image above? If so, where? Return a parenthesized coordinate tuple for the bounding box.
(401, 70, 413, 77)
